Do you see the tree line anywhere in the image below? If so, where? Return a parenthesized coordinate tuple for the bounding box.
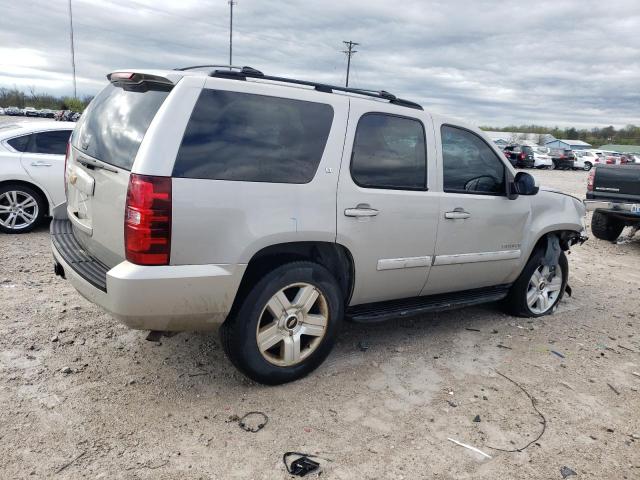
(0, 87, 92, 112)
(480, 124, 640, 147)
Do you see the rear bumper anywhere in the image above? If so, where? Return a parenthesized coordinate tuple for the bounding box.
(51, 218, 245, 331)
(584, 200, 640, 221)
(584, 200, 640, 212)
(515, 158, 535, 168)
(553, 159, 575, 169)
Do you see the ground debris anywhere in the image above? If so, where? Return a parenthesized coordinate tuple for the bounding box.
(447, 438, 492, 459)
(55, 450, 86, 474)
(560, 465, 577, 478)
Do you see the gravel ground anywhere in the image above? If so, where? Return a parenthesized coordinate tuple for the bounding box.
(1, 166, 639, 479)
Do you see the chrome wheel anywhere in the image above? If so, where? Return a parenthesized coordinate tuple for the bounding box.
(527, 264, 563, 314)
(256, 283, 329, 367)
(0, 190, 39, 231)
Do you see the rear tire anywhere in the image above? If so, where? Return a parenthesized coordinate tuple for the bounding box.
(220, 261, 343, 385)
(0, 184, 46, 234)
(591, 211, 624, 241)
(583, 162, 592, 171)
(504, 248, 568, 318)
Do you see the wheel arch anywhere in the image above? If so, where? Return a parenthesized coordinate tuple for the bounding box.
(230, 241, 355, 315)
(0, 179, 52, 215)
(526, 228, 583, 261)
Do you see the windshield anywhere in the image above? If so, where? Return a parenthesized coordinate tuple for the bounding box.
(72, 83, 170, 170)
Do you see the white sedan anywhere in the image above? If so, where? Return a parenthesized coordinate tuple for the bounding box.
(0, 121, 75, 233)
(533, 146, 553, 169)
(573, 150, 599, 171)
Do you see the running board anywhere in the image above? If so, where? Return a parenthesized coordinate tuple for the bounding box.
(346, 285, 511, 323)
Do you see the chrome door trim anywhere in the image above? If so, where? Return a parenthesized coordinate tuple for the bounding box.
(433, 249, 521, 266)
(377, 256, 432, 271)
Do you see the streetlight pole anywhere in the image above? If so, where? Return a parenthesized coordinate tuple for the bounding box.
(68, 0, 77, 98)
(229, 1, 236, 67)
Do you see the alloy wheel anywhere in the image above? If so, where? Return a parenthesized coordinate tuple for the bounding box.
(526, 264, 563, 314)
(256, 283, 329, 367)
(0, 190, 39, 231)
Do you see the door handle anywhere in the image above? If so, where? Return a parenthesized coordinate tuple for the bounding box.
(31, 161, 52, 167)
(444, 209, 471, 220)
(344, 204, 379, 217)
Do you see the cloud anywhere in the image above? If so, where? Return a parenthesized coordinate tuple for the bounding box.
(1, 0, 639, 127)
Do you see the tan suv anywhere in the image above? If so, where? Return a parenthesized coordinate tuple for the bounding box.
(51, 66, 587, 384)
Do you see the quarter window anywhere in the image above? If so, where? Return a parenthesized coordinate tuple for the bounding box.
(174, 89, 334, 183)
(351, 113, 427, 190)
(441, 125, 506, 194)
(6, 134, 32, 152)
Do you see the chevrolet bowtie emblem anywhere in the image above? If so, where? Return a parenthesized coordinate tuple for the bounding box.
(69, 174, 78, 185)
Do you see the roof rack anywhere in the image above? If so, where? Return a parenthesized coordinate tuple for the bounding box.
(184, 65, 423, 110)
(174, 65, 246, 71)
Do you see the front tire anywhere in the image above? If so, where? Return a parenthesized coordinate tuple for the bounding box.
(591, 211, 624, 241)
(0, 184, 46, 234)
(505, 248, 568, 317)
(220, 261, 343, 385)
(583, 162, 592, 171)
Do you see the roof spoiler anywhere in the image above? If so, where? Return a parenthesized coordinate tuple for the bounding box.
(107, 72, 174, 87)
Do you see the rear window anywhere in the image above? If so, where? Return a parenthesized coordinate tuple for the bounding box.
(72, 83, 170, 170)
(522, 146, 534, 154)
(173, 89, 334, 183)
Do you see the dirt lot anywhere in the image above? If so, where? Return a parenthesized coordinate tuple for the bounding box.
(1, 168, 639, 479)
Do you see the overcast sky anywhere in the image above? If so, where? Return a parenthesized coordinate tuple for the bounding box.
(1, 0, 639, 128)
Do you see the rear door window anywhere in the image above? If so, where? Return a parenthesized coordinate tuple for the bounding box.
(73, 83, 170, 170)
(174, 89, 334, 183)
(350, 113, 427, 190)
(31, 130, 72, 155)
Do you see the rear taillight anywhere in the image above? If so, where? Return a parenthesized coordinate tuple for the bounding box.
(64, 142, 70, 198)
(124, 174, 172, 266)
(606, 157, 614, 164)
(519, 152, 526, 160)
(587, 169, 595, 191)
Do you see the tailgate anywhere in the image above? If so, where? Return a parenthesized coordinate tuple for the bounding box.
(67, 80, 172, 267)
(593, 165, 640, 201)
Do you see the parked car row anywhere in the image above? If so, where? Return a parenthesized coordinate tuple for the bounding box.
(499, 144, 638, 171)
(1, 106, 81, 121)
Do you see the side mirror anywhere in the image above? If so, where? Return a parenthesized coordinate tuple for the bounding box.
(514, 172, 539, 196)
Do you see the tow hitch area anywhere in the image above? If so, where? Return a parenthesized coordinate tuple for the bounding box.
(53, 261, 65, 279)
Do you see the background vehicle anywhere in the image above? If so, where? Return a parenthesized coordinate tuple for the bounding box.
(52, 67, 585, 384)
(573, 150, 598, 171)
(533, 146, 553, 169)
(585, 165, 640, 241)
(0, 107, 4, 115)
(503, 144, 535, 168)
(5, 107, 21, 116)
(0, 121, 75, 233)
(23, 107, 38, 117)
(550, 148, 575, 170)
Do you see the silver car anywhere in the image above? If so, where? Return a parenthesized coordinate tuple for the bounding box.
(52, 67, 587, 384)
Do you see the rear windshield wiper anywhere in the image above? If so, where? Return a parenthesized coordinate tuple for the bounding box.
(76, 157, 119, 173)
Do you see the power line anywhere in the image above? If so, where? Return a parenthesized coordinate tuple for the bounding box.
(68, 0, 77, 98)
(342, 40, 358, 87)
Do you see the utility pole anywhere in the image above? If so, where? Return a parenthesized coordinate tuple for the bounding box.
(68, 0, 77, 98)
(229, 0, 237, 67)
(342, 40, 359, 87)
